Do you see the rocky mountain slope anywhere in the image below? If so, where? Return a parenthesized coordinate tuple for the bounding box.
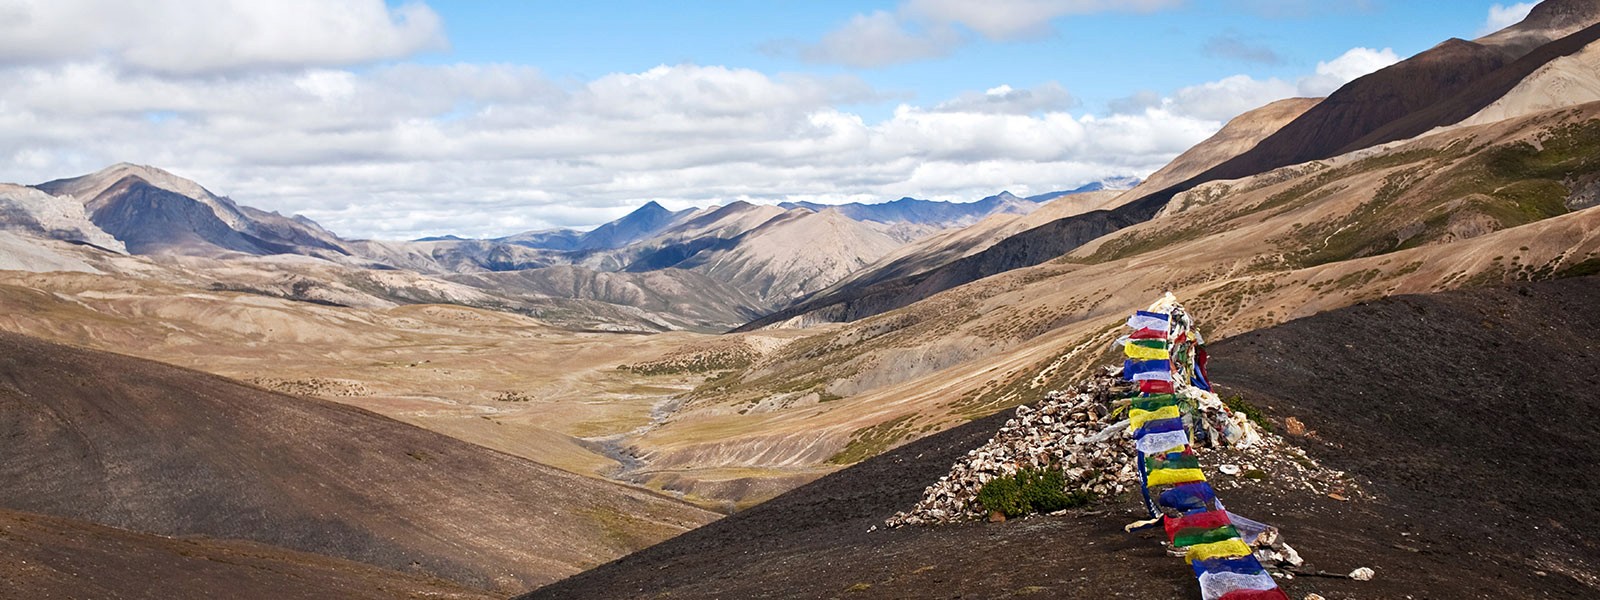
(778, 193, 1026, 227)
(0, 183, 125, 252)
(1456, 30, 1600, 130)
(0, 162, 1107, 331)
(669, 208, 905, 305)
(0, 331, 718, 594)
(740, 2, 1600, 331)
(39, 163, 352, 259)
(525, 276, 1600, 599)
(445, 265, 767, 330)
(1116, 98, 1321, 202)
(624, 14, 1600, 507)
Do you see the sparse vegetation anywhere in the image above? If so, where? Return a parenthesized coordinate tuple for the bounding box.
(828, 415, 917, 465)
(1223, 394, 1272, 432)
(621, 341, 759, 375)
(492, 390, 535, 402)
(976, 467, 1091, 518)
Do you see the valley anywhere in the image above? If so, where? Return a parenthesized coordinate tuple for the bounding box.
(3, 2, 1600, 598)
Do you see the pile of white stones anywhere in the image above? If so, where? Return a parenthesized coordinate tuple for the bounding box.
(886, 368, 1140, 527)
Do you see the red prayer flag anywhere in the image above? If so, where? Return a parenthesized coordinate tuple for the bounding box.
(1140, 380, 1174, 394)
(1164, 510, 1233, 542)
(1129, 327, 1166, 340)
(1219, 588, 1289, 600)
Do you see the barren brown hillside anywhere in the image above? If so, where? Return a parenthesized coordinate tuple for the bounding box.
(524, 275, 1600, 599)
(0, 507, 495, 600)
(615, 99, 1600, 507)
(738, 7, 1600, 333)
(0, 331, 717, 593)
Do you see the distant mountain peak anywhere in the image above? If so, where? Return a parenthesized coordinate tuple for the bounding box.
(1522, 0, 1600, 31)
(38, 162, 215, 207)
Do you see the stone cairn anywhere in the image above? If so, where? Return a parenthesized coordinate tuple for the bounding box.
(886, 367, 1139, 527)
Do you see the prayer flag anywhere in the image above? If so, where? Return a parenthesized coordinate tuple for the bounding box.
(1123, 359, 1173, 382)
(1141, 380, 1175, 394)
(1146, 468, 1206, 487)
(1130, 405, 1181, 430)
(1199, 571, 1281, 600)
(1127, 311, 1171, 331)
(1173, 525, 1241, 548)
(1159, 482, 1219, 514)
(1125, 344, 1170, 360)
(1130, 394, 1180, 411)
(1216, 588, 1289, 600)
(1191, 556, 1268, 578)
(1129, 327, 1167, 340)
(1135, 430, 1190, 456)
(1164, 510, 1232, 541)
(1184, 539, 1254, 563)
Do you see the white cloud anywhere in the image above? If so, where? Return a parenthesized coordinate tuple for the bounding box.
(1169, 75, 1298, 121)
(0, 58, 1220, 239)
(799, 11, 963, 68)
(1480, 3, 1537, 36)
(1, 44, 1405, 240)
(1109, 46, 1398, 123)
(796, 0, 1184, 67)
(1296, 47, 1399, 96)
(933, 83, 1077, 114)
(904, 0, 1184, 40)
(0, 0, 445, 74)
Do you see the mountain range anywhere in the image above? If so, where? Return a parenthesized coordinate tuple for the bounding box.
(0, 161, 1135, 331)
(3, 1, 1600, 598)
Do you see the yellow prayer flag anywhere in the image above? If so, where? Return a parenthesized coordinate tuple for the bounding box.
(1124, 344, 1170, 361)
(1184, 539, 1253, 563)
(1144, 468, 1206, 487)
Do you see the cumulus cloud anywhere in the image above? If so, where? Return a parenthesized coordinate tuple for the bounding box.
(795, 0, 1184, 67)
(1111, 46, 1398, 122)
(903, 0, 1185, 40)
(0, 58, 1215, 239)
(0, 0, 445, 74)
(1169, 75, 1297, 121)
(0, 2, 1409, 241)
(1296, 47, 1399, 96)
(798, 11, 963, 68)
(933, 83, 1077, 114)
(1480, 3, 1537, 36)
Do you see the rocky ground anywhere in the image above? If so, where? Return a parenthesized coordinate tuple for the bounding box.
(523, 275, 1600, 599)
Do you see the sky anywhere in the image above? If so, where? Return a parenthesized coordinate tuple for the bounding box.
(0, 0, 1540, 239)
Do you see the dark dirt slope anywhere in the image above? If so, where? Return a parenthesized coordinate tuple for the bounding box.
(0, 507, 492, 600)
(738, 17, 1600, 333)
(1343, 23, 1600, 153)
(534, 276, 1600, 599)
(1210, 275, 1600, 590)
(0, 332, 716, 594)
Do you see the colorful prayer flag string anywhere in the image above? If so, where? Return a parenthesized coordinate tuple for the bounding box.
(1120, 295, 1288, 600)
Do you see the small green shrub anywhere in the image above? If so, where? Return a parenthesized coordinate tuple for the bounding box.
(1223, 395, 1273, 432)
(1016, 467, 1071, 513)
(978, 467, 1092, 518)
(977, 475, 1026, 517)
